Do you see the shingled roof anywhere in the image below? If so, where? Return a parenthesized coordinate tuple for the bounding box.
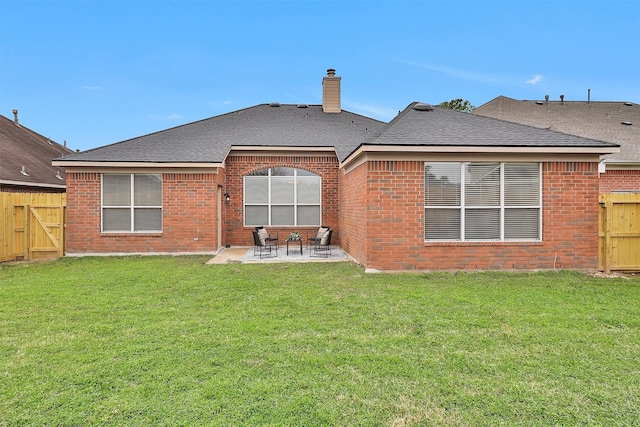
(56, 104, 385, 164)
(1, 113, 73, 189)
(55, 100, 619, 168)
(474, 96, 638, 164)
(369, 102, 620, 150)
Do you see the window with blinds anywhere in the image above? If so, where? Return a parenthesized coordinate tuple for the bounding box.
(102, 174, 163, 232)
(424, 162, 541, 241)
(244, 168, 321, 226)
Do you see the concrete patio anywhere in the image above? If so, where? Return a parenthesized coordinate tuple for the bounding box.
(206, 246, 349, 264)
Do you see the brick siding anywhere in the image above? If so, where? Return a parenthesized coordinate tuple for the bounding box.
(341, 160, 601, 271)
(65, 157, 604, 271)
(339, 162, 368, 265)
(65, 172, 223, 254)
(224, 154, 340, 246)
(599, 169, 640, 193)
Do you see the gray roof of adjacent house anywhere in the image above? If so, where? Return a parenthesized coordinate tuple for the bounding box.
(55, 100, 619, 167)
(473, 96, 638, 164)
(1, 113, 73, 189)
(369, 102, 620, 149)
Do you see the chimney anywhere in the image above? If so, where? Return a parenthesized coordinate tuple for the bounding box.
(322, 68, 341, 113)
(12, 109, 19, 125)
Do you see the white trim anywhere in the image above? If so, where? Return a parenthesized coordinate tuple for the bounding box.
(600, 161, 640, 171)
(101, 173, 163, 233)
(62, 166, 219, 174)
(243, 168, 322, 227)
(342, 144, 619, 170)
(424, 162, 542, 242)
(53, 161, 223, 168)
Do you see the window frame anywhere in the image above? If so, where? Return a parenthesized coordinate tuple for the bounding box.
(101, 173, 163, 233)
(424, 162, 542, 242)
(243, 167, 322, 227)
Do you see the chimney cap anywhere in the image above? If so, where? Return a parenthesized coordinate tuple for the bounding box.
(326, 68, 336, 77)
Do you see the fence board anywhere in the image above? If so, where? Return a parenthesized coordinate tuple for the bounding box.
(599, 193, 640, 273)
(0, 192, 66, 261)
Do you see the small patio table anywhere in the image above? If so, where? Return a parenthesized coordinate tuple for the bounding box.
(286, 236, 303, 255)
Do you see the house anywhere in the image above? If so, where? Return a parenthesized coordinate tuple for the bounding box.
(473, 95, 640, 193)
(1, 111, 74, 192)
(53, 70, 619, 271)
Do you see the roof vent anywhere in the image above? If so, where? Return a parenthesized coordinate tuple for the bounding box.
(413, 103, 434, 111)
(624, 102, 633, 106)
(536, 101, 544, 105)
(297, 104, 308, 108)
(55, 170, 64, 180)
(270, 102, 280, 107)
(621, 121, 633, 126)
(20, 166, 29, 176)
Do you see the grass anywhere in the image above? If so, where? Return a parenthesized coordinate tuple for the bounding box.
(1, 257, 639, 426)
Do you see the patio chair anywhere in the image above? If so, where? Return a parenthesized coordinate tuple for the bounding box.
(310, 229, 333, 257)
(255, 226, 279, 249)
(252, 230, 278, 259)
(307, 226, 330, 251)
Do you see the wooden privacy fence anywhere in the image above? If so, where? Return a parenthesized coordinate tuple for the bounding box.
(0, 192, 66, 262)
(599, 193, 640, 273)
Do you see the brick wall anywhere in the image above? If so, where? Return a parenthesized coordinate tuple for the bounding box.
(342, 160, 601, 271)
(65, 172, 223, 254)
(339, 162, 368, 265)
(599, 169, 640, 193)
(224, 154, 340, 246)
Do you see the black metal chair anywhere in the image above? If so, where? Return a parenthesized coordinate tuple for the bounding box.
(255, 226, 279, 249)
(307, 226, 330, 251)
(310, 229, 333, 257)
(252, 230, 278, 258)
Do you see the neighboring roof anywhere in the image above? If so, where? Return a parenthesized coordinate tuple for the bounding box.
(0, 114, 74, 189)
(367, 102, 619, 151)
(55, 104, 385, 165)
(473, 96, 639, 164)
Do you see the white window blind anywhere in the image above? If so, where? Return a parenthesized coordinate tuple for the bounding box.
(425, 162, 541, 241)
(244, 168, 321, 226)
(102, 174, 162, 232)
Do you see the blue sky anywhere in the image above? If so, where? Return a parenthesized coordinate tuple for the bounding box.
(1, 0, 639, 152)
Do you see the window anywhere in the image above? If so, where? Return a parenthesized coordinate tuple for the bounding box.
(424, 162, 541, 241)
(244, 167, 321, 226)
(102, 174, 162, 232)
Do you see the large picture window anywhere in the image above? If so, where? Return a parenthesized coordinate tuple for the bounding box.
(244, 167, 321, 226)
(102, 174, 162, 232)
(424, 162, 541, 241)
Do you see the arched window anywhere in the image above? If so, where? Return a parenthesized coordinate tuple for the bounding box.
(244, 167, 321, 226)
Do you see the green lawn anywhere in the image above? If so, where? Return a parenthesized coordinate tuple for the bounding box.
(1, 257, 638, 426)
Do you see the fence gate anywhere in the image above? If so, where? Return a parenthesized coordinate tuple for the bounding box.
(599, 193, 640, 273)
(1, 193, 66, 261)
